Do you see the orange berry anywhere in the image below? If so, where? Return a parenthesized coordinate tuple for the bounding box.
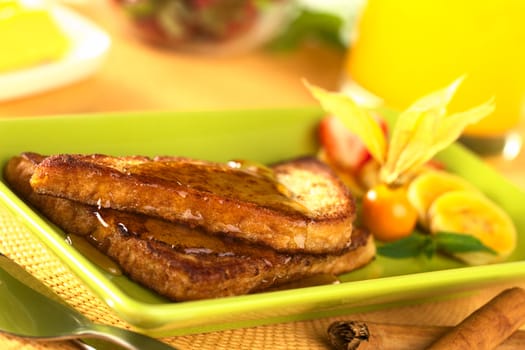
(361, 183, 418, 242)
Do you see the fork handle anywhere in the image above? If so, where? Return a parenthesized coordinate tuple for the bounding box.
(77, 324, 176, 350)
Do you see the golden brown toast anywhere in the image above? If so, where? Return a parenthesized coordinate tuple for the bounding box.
(29, 153, 356, 254)
(4, 153, 98, 236)
(4, 153, 375, 301)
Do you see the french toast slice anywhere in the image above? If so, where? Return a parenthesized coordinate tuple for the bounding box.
(4, 153, 375, 301)
(29, 153, 356, 254)
(4, 153, 98, 236)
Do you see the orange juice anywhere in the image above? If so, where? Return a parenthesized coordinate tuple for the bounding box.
(346, 0, 525, 137)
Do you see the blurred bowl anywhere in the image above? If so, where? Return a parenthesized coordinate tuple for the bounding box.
(111, 0, 293, 54)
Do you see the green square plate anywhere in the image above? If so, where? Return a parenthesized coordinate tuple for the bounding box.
(1, 107, 524, 337)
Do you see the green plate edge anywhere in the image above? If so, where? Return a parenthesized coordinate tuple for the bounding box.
(1, 107, 524, 337)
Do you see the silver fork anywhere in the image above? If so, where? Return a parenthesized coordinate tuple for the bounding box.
(0, 254, 176, 350)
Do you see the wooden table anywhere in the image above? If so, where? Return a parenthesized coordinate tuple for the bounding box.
(2, 1, 525, 349)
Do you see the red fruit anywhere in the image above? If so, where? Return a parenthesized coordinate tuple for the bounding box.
(426, 159, 446, 171)
(371, 112, 389, 138)
(193, 0, 218, 9)
(196, 1, 258, 40)
(132, 18, 170, 44)
(221, 2, 258, 39)
(318, 114, 388, 173)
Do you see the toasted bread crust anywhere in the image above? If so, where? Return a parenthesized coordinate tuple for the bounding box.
(3, 153, 98, 235)
(4, 153, 375, 301)
(93, 212, 374, 300)
(30, 154, 355, 253)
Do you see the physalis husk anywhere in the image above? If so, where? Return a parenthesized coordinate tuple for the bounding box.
(305, 77, 495, 186)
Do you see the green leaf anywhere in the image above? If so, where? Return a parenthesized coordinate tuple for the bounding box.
(377, 233, 431, 259)
(434, 232, 497, 255)
(422, 238, 437, 259)
(122, 0, 158, 18)
(377, 231, 496, 260)
(267, 9, 345, 51)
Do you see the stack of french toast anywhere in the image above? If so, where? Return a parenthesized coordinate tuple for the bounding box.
(3, 152, 375, 301)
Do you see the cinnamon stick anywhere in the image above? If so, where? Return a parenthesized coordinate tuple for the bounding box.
(327, 320, 525, 350)
(426, 287, 525, 349)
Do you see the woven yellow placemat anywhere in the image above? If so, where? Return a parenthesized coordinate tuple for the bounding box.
(0, 202, 339, 350)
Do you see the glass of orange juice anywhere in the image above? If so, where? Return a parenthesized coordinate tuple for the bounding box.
(343, 0, 525, 157)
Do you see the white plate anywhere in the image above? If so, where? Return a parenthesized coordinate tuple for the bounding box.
(0, 5, 111, 102)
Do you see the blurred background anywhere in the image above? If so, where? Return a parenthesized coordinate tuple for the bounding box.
(1, 0, 524, 164)
(0, 0, 363, 115)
